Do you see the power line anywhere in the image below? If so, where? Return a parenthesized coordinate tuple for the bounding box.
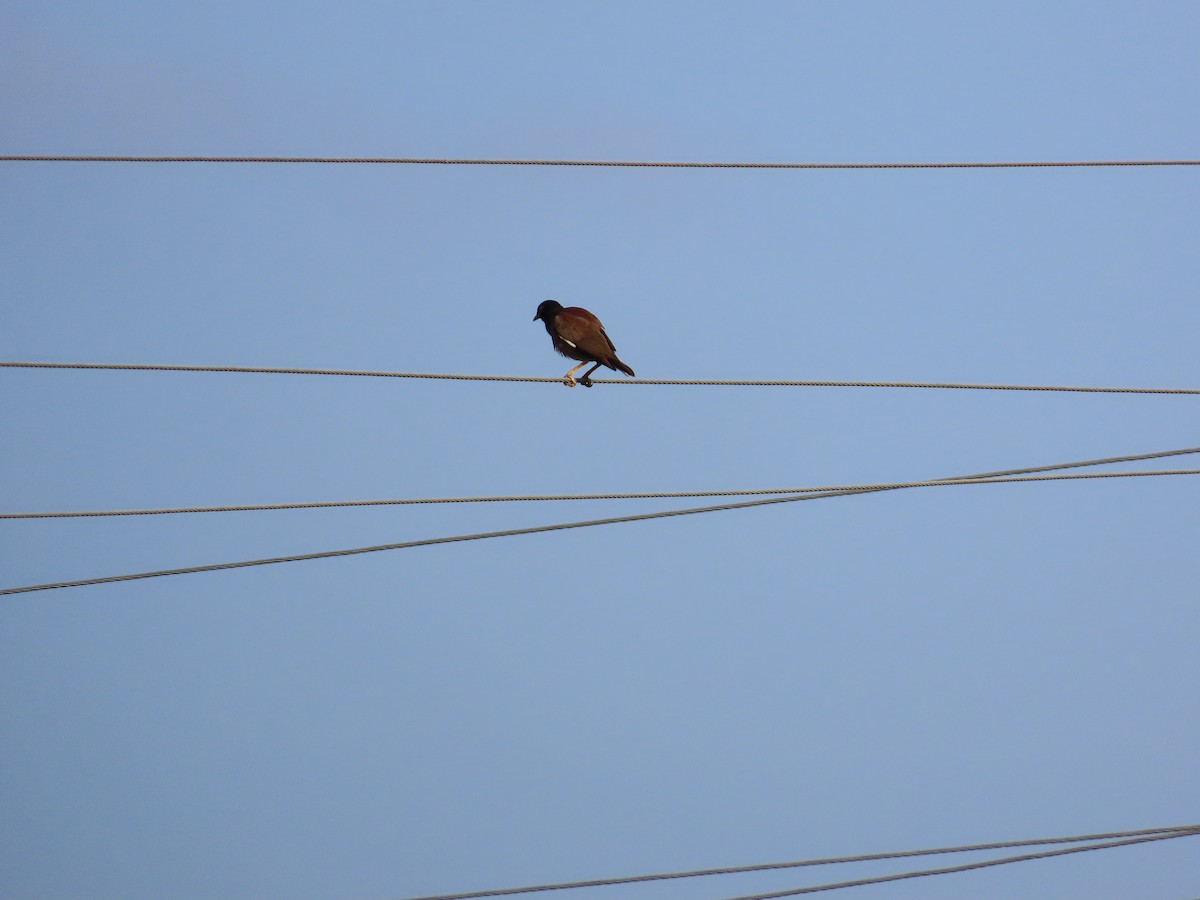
(720, 828, 1200, 900)
(400, 824, 1200, 900)
(2, 446, 1192, 596)
(5, 466, 1198, 519)
(3, 361, 1198, 395)
(3, 154, 1199, 169)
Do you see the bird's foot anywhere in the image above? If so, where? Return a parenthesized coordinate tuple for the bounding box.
(562, 375, 577, 387)
(579, 375, 594, 388)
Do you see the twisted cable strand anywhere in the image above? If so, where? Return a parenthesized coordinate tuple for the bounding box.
(4, 154, 1200, 169)
(3, 361, 1198, 394)
(401, 824, 1200, 900)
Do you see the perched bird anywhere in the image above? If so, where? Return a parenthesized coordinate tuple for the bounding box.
(533, 300, 636, 387)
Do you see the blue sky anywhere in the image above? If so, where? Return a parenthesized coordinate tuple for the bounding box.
(2, 3, 1198, 899)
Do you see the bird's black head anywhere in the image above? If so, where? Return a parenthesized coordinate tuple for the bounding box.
(533, 299, 564, 322)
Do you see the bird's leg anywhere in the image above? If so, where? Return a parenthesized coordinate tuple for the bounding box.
(562, 362, 587, 387)
(578, 362, 603, 388)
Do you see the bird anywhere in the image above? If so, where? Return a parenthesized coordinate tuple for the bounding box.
(533, 300, 636, 387)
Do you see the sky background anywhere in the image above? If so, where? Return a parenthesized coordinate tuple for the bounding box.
(2, 2, 1199, 899)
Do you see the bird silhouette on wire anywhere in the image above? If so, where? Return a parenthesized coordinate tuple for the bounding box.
(533, 300, 636, 387)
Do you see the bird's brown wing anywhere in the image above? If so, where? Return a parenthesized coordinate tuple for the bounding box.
(556, 308, 617, 359)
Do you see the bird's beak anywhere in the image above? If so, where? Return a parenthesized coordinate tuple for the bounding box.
(532, 313, 540, 321)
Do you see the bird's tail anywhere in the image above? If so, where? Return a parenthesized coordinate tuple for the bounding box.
(611, 356, 635, 378)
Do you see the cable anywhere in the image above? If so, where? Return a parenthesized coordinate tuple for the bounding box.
(3, 154, 1199, 169)
(719, 828, 1200, 900)
(5, 466, 1199, 519)
(2, 446, 1193, 596)
(399, 824, 1199, 900)
(3, 361, 1199, 395)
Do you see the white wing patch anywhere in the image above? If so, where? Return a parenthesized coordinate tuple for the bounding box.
(559, 336, 577, 348)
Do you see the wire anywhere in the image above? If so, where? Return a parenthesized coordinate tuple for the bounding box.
(5, 467, 1199, 519)
(399, 824, 1200, 900)
(3, 361, 1199, 395)
(719, 828, 1200, 900)
(2, 446, 1193, 596)
(3, 154, 1199, 169)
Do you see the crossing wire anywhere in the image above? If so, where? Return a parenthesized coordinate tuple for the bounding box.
(3, 154, 1200, 169)
(3, 361, 1199, 395)
(2, 446, 1194, 596)
(720, 828, 1200, 900)
(4, 466, 1199, 519)
(400, 824, 1200, 900)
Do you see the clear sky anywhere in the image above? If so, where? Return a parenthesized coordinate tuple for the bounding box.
(2, 2, 1198, 899)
